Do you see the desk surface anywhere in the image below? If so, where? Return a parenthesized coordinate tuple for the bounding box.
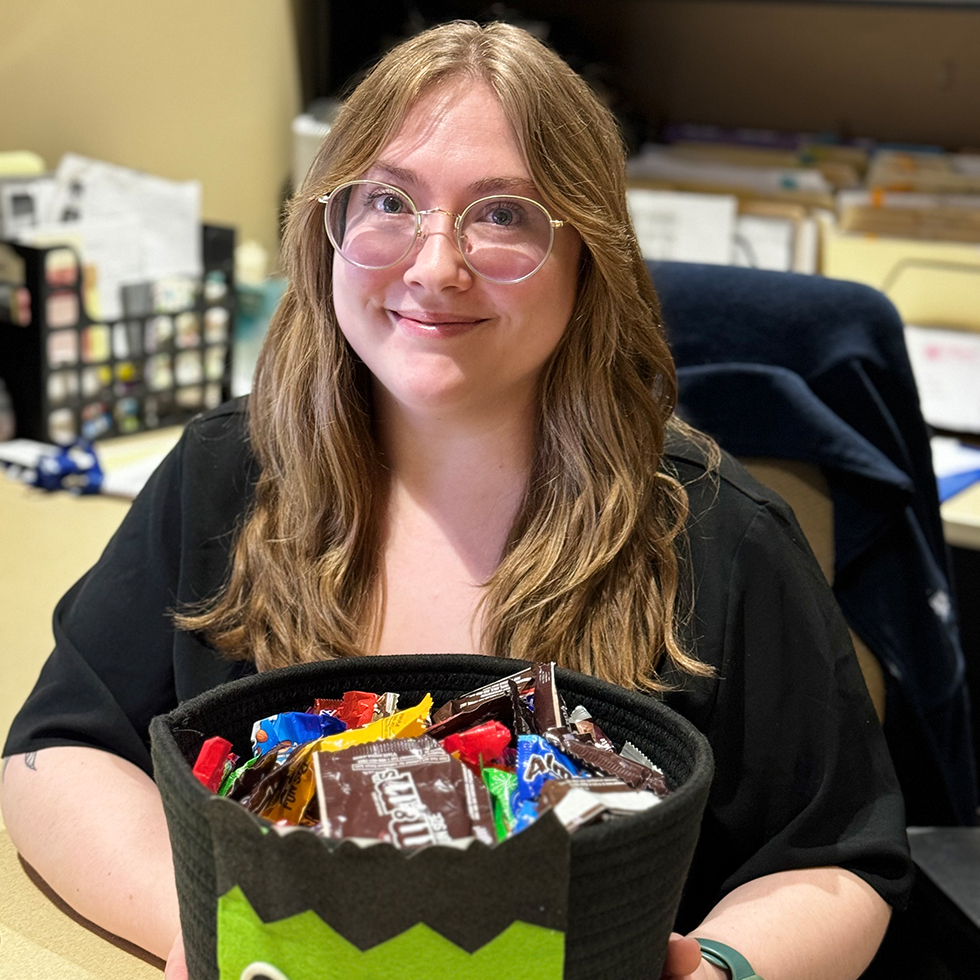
(0, 828, 162, 978)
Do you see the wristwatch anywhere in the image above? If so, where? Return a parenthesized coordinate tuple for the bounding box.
(695, 938, 766, 980)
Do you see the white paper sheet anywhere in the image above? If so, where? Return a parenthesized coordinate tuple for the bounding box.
(734, 215, 795, 271)
(905, 324, 980, 433)
(626, 188, 736, 265)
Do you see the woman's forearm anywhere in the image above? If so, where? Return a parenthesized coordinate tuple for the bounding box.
(690, 866, 892, 980)
(0, 745, 180, 959)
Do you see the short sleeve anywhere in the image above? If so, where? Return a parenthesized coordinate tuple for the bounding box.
(3, 403, 256, 775)
(3, 440, 189, 774)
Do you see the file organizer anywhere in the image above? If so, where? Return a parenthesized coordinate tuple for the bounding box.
(0, 224, 235, 443)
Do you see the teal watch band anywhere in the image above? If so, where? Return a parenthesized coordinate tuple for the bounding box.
(695, 938, 766, 980)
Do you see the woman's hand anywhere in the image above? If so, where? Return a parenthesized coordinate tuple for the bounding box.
(164, 930, 188, 980)
(662, 932, 704, 979)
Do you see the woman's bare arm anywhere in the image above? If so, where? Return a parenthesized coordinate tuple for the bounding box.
(2, 751, 891, 978)
(0, 745, 180, 960)
(664, 866, 892, 979)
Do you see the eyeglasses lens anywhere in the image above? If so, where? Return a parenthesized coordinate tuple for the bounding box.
(459, 198, 552, 282)
(326, 182, 416, 269)
(326, 181, 554, 282)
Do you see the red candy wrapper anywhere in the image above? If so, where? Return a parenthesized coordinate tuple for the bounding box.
(314, 690, 380, 730)
(441, 720, 512, 769)
(192, 736, 235, 793)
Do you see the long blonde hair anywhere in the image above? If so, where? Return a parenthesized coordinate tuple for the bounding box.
(177, 20, 711, 690)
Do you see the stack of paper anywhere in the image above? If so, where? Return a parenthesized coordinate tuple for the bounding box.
(4, 154, 201, 321)
(626, 187, 818, 273)
(905, 326, 980, 432)
(837, 190, 980, 244)
(627, 144, 835, 208)
(867, 150, 980, 195)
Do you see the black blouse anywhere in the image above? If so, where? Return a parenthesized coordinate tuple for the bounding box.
(3, 397, 912, 929)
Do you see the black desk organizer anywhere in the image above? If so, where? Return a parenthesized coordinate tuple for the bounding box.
(0, 224, 235, 443)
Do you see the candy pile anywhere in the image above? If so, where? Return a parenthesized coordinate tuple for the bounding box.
(190, 663, 669, 850)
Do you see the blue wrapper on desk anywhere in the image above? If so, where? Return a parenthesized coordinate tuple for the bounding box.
(33, 440, 103, 494)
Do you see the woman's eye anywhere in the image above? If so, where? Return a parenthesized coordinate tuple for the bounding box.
(368, 192, 408, 214)
(240, 962, 290, 980)
(478, 200, 525, 226)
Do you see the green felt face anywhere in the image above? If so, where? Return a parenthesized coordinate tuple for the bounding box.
(217, 885, 565, 980)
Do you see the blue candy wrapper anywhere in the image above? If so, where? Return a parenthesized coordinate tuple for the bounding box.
(512, 734, 583, 809)
(510, 797, 540, 834)
(250, 711, 347, 759)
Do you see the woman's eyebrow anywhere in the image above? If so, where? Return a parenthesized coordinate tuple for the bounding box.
(470, 175, 538, 195)
(368, 163, 537, 197)
(369, 162, 418, 186)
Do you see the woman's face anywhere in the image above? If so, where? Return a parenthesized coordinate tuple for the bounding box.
(331, 80, 582, 422)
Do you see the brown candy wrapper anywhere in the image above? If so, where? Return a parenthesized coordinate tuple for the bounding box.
(430, 666, 535, 725)
(313, 735, 497, 849)
(559, 734, 671, 797)
(537, 777, 635, 809)
(567, 705, 617, 752)
(531, 662, 566, 734)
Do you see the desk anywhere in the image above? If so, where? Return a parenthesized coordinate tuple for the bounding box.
(942, 481, 980, 550)
(0, 829, 162, 978)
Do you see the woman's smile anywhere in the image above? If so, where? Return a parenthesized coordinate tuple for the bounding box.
(387, 307, 490, 338)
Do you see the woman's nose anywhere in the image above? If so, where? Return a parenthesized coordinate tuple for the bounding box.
(403, 215, 472, 290)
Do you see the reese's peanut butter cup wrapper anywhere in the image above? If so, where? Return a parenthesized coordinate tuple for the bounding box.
(255, 695, 434, 826)
(313, 735, 496, 848)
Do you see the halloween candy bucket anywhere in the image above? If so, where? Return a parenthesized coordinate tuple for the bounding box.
(150, 654, 713, 980)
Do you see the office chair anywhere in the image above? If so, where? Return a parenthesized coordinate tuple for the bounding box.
(648, 260, 977, 829)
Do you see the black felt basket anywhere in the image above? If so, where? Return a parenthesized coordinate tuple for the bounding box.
(150, 654, 714, 980)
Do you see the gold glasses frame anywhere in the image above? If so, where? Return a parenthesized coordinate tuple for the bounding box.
(317, 180, 566, 284)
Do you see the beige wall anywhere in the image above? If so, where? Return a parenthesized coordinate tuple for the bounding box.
(1, 0, 301, 259)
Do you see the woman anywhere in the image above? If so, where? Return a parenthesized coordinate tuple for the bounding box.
(2, 20, 909, 980)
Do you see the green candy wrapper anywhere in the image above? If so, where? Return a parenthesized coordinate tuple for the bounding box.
(483, 767, 519, 841)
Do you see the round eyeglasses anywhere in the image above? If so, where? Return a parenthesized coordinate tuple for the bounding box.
(318, 180, 566, 284)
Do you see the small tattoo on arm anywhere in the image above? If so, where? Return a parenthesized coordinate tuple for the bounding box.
(24, 752, 37, 771)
